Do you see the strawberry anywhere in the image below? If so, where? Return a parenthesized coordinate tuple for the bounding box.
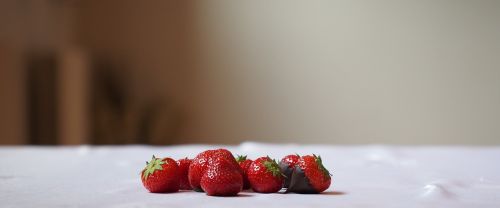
(236, 155, 253, 189)
(200, 157, 243, 196)
(287, 154, 331, 194)
(141, 156, 180, 193)
(189, 148, 242, 192)
(177, 157, 192, 190)
(189, 150, 215, 191)
(247, 156, 284, 193)
(279, 154, 300, 188)
(212, 149, 235, 160)
(213, 149, 243, 172)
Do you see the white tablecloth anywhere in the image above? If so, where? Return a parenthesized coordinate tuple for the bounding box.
(1, 142, 499, 207)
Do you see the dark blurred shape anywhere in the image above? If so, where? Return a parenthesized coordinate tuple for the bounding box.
(90, 61, 183, 145)
(90, 62, 130, 144)
(24, 50, 184, 145)
(26, 51, 58, 144)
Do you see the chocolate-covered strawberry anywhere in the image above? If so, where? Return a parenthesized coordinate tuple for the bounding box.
(247, 156, 284, 193)
(141, 156, 180, 193)
(177, 157, 192, 190)
(287, 154, 331, 194)
(236, 155, 252, 189)
(279, 154, 300, 188)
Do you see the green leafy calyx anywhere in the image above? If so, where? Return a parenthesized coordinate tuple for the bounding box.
(142, 155, 165, 179)
(263, 157, 285, 178)
(313, 154, 331, 177)
(236, 155, 247, 163)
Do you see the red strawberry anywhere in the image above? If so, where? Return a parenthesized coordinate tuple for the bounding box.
(279, 154, 300, 188)
(212, 149, 235, 160)
(287, 154, 331, 194)
(212, 149, 242, 172)
(189, 148, 242, 192)
(141, 156, 180, 193)
(189, 150, 215, 191)
(200, 157, 243, 196)
(236, 155, 253, 189)
(247, 156, 284, 193)
(177, 157, 192, 190)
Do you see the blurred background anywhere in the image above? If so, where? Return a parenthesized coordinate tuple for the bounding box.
(1, 0, 499, 145)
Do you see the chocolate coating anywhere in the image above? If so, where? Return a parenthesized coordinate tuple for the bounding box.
(279, 161, 294, 188)
(285, 166, 318, 194)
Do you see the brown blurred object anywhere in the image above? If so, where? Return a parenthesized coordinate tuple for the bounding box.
(0, 45, 26, 144)
(77, 0, 194, 144)
(26, 51, 58, 144)
(90, 62, 183, 145)
(58, 48, 89, 145)
(0, 0, 190, 145)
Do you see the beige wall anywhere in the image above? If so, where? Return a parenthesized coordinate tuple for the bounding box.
(186, 0, 500, 144)
(3, 0, 500, 145)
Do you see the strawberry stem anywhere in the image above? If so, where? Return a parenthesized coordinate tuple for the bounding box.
(263, 158, 284, 178)
(142, 155, 165, 179)
(236, 155, 247, 163)
(314, 154, 331, 177)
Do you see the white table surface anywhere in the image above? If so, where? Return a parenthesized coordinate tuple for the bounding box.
(1, 142, 499, 207)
